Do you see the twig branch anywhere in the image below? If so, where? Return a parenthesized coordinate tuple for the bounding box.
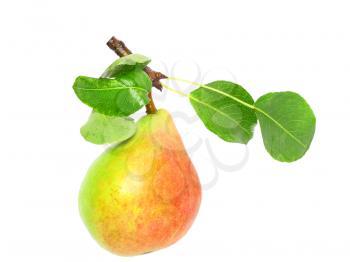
(107, 37, 167, 90)
(106, 37, 132, 57)
(106, 36, 168, 114)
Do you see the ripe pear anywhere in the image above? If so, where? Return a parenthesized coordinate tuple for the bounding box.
(79, 109, 201, 256)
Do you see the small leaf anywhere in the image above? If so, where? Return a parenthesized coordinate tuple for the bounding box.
(73, 69, 151, 116)
(101, 54, 151, 78)
(80, 111, 136, 145)
(255, 92, 316, 162)
(189, 81, 257, 144)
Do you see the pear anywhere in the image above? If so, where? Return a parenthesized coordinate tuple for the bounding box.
(79, 109, 202, 256)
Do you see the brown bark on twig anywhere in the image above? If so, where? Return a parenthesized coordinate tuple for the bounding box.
(106, 36, 167, 114)
(107, 36, 167, 91)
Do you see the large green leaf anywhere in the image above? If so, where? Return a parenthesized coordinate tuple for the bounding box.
(101, 54, 151, 78)
(80, 111, 136, 144)
(189, 81, 257, 144)
(255, 92, 316, 162)
(73, 69, 151, 116)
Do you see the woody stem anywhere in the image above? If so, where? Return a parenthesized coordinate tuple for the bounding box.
(106, 36, 167, 114)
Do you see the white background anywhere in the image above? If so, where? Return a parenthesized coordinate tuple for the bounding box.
(1, 0, 349, 261)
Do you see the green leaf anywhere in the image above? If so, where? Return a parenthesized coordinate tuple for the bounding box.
(73, 68, 152, 116)
(80, 111, 136, 145)
(189, 81, 257, 144)
(101, 54, 151, 78)
(255, 92, 316, 162)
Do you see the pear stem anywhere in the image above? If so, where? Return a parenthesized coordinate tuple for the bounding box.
(146, 93, 157, 114)
(106, 36, 167, 114)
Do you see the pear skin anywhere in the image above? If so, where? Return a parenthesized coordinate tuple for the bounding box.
(79, 109, 202, 256)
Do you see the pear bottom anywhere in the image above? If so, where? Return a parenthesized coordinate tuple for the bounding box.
(79, 109, 202, 256)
